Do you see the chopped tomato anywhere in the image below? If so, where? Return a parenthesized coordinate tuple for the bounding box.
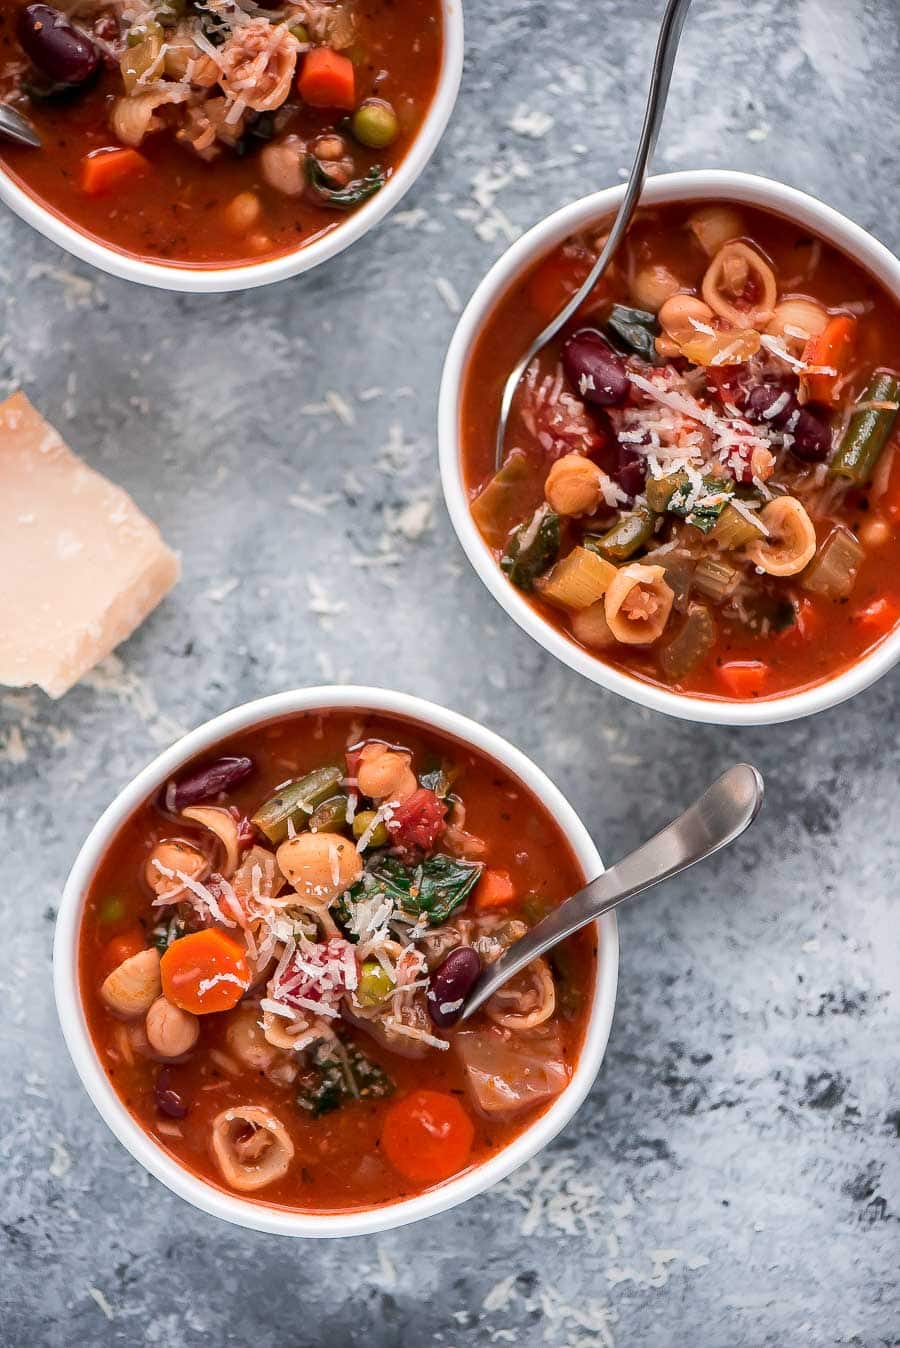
(717, 660, 770, 697)
(80, 147, 149, 197)
(474, 867, 516, 911)
(380, 1089, 474, 1184)
(800, 315, 857, 406)
(388, 788, 446, 852)
(102, 931, 146, 973)
(854, 597, 900, 637)
(298, 49, 355, 109)
(160, 930, 250, 1015)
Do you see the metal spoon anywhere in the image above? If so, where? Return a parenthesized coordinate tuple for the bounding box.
(458, 762, 763, 1021)
(0, 104, 41, 149)
(493, 0, 693, 468)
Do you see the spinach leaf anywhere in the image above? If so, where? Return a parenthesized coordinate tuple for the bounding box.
(296, 1041, 394, 1117)
(307, 159, 386, 209)
(501, 505, 560, 591)
(603, 304, 659, 362)
(340, 853, 483, 929)
(667, 477, 734, 533)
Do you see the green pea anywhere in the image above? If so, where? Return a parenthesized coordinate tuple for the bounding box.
(351, 99, 400, 150)
(289, 23, 310, 42)
(99, 895, 125, 924)
(352, 810, 389, 849)
(356, 958, 394, 1007)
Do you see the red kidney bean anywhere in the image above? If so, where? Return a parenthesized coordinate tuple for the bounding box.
(427, 946, 482, 1027)
(169, 756, 254, 811)
(787, 409, 831, 461)
(17, 5, 99, 85)
(743, 383, 830, 462)
(744, 382, 798, 429)
(155, 1070, 188, 1119)
(563, 329, 630, 407)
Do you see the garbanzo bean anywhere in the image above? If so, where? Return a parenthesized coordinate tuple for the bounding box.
(356, 744, 417, 802)
(276, 831, 363, 901)
(544, 454, 605, 517)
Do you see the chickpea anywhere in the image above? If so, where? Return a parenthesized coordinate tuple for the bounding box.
(766, 298, 828, 355)
(571, 600, 616, 650)
(356, 744, 417, 802)
(631, 263, 682, 313)
(544, 453, 605, 517)
(313, 133, 348, 162)
(276, 831, 363, 901)
(260, 135, 306, 197)
(101, 948, 161, 1018)
(226, 1006, 277, 1072)
(145, 839, 207, 897)
(658, 294, 716, 343)
(146, 996, 199, 1058)
(223, 190, 261, 235)
(859, 515, 891, 550)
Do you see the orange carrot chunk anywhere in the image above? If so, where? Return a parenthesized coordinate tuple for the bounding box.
(80, 147, 149, 197)
(717, 660, 770, 698)
(160, 930, 250, 1015)
(380, 1089, 475, 1184)
(801, 315, 857, 406)
(474, 867, 516, 911)
(297, 49, 356, 109)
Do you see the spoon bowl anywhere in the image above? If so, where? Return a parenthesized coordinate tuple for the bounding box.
(0, 104, 41, 149)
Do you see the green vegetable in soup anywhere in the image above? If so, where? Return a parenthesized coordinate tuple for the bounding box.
(296, 1040, 393, 1117)
(603, 303, 660, 362)
(585, 506, 655, 562)
(501, 505, 560, 590)
(829, 372, 900, 486)
(692, 556, 740, 603)
(98, 895, 125, 924)
(471, 450, 536, 548)
(151, 914, 186, 953)
(307, 159, 386, 209)
(658, 603, 716, 679)
(308, 794, 350, 833)
(645, 470, 734, 532)
(251, 764, 344, 844)
(351, 99, 400, 149)
(352, 810, 389, 849)
(344, 854, 484, 928)
(289, 22, 310, 42)
(356, 958, 395, 1007)
(800, 525, 864, 599)
(710, 501, 766, 550)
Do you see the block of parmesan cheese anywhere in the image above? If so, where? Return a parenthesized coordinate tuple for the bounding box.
(0, 392, 180, 698)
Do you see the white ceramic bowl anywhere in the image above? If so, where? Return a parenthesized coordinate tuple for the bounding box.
(54, 685, 618, 1237)
(439, 170, 900, 726)
(0, 2, 463, 293)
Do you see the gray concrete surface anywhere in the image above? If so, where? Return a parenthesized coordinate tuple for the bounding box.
(1, 0, 898, 1344)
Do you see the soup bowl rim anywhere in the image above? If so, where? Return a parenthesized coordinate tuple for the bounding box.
(0, 0, 464, 293)
(53, 683, 619, 1237)
(437, 168, 900, 726)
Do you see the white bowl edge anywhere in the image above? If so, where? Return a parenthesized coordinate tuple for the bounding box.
(1, 0, 464, 293)
(53, 684, 619, 1238)
(438, 169, 900, 727)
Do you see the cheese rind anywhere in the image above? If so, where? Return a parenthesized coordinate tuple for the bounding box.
(0, 391, 180, 698)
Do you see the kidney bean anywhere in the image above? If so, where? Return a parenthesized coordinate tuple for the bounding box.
(17, 5, 99, 86)
(788, 409, 831, 461)
(169, 756, 254, 811)
(744, 382, 798, 429)
(427, 946, 482, 1028)
(155, 1070, 188, 1119)
(562, 329, 630, 407)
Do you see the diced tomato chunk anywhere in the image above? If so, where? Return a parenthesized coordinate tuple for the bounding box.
(387, 788, 446, 852)
(717, 660, 770, 697)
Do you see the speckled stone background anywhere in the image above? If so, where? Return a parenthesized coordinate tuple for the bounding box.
(1, 0, 898, 1343)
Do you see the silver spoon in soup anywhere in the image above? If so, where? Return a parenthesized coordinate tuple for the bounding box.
(441, 762, 763, 1024)
(493, 0, 693, 468)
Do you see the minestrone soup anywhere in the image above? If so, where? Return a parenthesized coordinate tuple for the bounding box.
(461, 200, 900, 701)
(79, 710, 596, 1211)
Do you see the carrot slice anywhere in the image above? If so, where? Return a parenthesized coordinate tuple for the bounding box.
(800, 315, 857, 406)
(160, 930, 250, 1015)
(298, 49, 356, 109)
(855, 597, 900, 637)
(474, 867, 516, 911)
(380, 1089, 474, 1184)
(80, 147, 149, 197)
(717, 660, 769, 698)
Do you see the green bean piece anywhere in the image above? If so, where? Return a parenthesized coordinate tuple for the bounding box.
(692, 555, 740, 602)
(501, 504, 560, 590)
(352, 810, 389, 849)
(829, 372, 900, 485)
(351, 98, 400, 149)
(645, 471, 687, 513)
(356, 958, 395, 1007)
(659, 603, 716, 679)
(585, 507, 655, 562)
(710, 502, 766, 551)
(99, 895, 125, 924)
(251, 764, 344, 844)
(308, 794, 350, 833)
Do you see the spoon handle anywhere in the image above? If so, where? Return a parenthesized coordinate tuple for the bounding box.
(494, 0, 693, 467)
(0, 104, 41, 149)
(460, 762, 763, 1020)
